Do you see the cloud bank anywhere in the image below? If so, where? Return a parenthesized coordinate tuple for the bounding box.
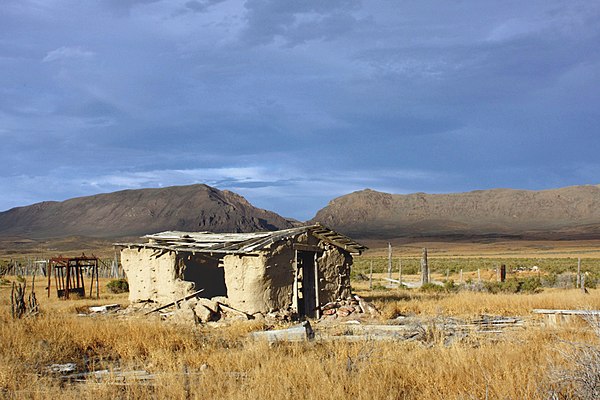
(1, 1, 599, 220)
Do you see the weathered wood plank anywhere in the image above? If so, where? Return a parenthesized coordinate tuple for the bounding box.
(144, 289, 205, 315)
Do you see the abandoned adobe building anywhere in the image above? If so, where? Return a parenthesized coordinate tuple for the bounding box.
(118, 224, 367, 318)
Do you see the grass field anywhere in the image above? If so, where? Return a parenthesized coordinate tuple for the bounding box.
(2, 243, 600, 399)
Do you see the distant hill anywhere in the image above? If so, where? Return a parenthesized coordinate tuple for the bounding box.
(0, 184, 295, 239)
(311, 185, 600, 239)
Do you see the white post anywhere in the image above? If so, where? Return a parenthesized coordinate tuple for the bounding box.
(398, 258, 402, 287)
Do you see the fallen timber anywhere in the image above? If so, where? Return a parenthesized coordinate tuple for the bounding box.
(533, 309, 600, 327)
(249, 315, 525, 343)
(144, 289, 205, 315)
(250, 321, 315, 342)
(532, 309, 600, 316)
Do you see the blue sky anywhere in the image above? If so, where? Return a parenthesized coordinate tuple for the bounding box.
(1, 1, 599, 220)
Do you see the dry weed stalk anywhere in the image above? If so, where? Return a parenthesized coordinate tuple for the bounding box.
(9, 274, 39, 319)
(547, 313, 600, 399)
(10, 282, 26, 319)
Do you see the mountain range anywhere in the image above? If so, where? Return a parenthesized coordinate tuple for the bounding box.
(0, 184, 294, 239)
(312, 185, 600, 239)
(1, 184, 600, 241)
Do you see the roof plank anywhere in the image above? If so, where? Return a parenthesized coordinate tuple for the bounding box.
(116, 224, 367, 255)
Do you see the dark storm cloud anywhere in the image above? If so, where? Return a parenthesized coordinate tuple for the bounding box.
(184, 0, 227, 13)
(1, 0, 599, 219)
(240, 0, 366, 46)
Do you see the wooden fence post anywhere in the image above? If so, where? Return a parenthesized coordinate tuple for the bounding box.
(577, 258, 581, 288)
(421, 248, 429, 285)
(369, 260, 373, 291)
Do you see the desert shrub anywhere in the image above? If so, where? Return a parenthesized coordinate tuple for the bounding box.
(583, 273, 599, 289)
(520, 276, 542, 292)
(483, 277, 541, 294)
(484, 280, 518, 294)
(420, 282, 445, 293)
(443, 279, 459, 292)
(554, 273, 577, 289)
(371, 283, 388, 291)
(106, 278, 129, 293)
(541, 273, 558, 288)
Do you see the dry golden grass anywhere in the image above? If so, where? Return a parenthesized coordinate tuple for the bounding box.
(2, 273, 599, 399)
(362, 287, 600, 319)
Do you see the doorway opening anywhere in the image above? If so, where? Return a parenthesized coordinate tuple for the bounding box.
(296, 250, 318, 318)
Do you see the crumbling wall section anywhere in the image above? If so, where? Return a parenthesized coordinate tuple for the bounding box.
(223, 242, 294, 314)
(223, 254, 268, 314)
(121, 248, 193, 304)
(316, 243, 353, 304)
(264, 241, 295, 312)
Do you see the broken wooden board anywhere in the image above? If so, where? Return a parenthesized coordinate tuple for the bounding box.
(250, 321, 314, 342)
(533, 309, 600, 327)
(144, 289, 205, 315)
(89, 304, 121, 313)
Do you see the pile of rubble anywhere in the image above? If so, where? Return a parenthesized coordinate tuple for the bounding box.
(159, 296, 255, 325)
(126, 294, 380, 325)
(319, 295, 380, 319)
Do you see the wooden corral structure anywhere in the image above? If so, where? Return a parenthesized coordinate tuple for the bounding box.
(47, 255, 99, 299)
(118, 224, 367, 318)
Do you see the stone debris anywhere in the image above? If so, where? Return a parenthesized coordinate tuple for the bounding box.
(155, 296, 253, 325)
(193, 303, 215, 323)
(197, 298, 219, 314)
(128, 294, 380, 325)
(170, 306, 197, 326)
(318, 295, 380, 319)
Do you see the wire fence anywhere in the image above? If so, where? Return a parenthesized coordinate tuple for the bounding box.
(0, 257, 126, 280)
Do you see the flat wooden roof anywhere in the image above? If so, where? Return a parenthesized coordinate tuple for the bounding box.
(116, 224, 367, 255)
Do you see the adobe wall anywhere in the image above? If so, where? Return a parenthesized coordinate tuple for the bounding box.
(121, 248, 193, 304)
(223, 241, 295, 314)
(222, 235, 353, 314)
(121, 232, 354, 312)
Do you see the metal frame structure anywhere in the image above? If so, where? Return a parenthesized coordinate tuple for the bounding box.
(47, 255, 99, 299)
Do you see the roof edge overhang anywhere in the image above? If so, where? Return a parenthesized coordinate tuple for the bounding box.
(114, 223, 367, 256)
